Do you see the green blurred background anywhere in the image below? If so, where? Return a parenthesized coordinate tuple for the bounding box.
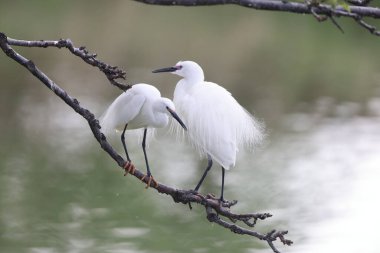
(1, 1, 380, 253)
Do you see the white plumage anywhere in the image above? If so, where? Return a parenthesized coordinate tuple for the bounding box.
(101, 83, 170, 132)
(153, 61, 264, 200)
(174, 79, 263, 170)
(100, 83, 187, 187)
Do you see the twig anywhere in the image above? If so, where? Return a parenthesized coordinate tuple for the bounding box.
(310, 6, 328, 22)
(6, 37, 131, 91)
(329, 15, 345, 33)
(134, 0, 380, 37)
(354, 16, 380, 35)
(206, 207, 292, 253)
(346, 0, 372, 6)
(0, 33, 292, 253)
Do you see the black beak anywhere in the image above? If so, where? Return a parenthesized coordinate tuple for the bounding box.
(166, 107, 187, 130)
(152, 66, 178, 73)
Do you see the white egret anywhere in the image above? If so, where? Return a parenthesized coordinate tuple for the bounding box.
(153, 61, 264, 201)
(100, 83, 187, 188)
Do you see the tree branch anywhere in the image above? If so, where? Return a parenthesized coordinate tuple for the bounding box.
(0, 33, 292, 253)
(134, 0, 380, 36)
(6, 37, 131, 91)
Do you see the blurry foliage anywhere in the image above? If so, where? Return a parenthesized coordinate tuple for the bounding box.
(1, 0, 380, 126)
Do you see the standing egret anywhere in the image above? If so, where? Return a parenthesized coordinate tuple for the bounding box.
(100, 83, 187, 188)
(153, 61, 264, 201)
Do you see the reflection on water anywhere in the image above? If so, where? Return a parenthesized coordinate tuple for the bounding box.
(282, 113, 380, 252)
(1, 97, 380, 253)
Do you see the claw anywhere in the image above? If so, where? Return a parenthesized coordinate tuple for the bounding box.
(206, 193, 218, 200)
(123, 162, 135, 176)
(221, 199, 238, 208)
(141, 174, 159, 189)
(189, 189, 203, 198)
(205, 194, 237, 208)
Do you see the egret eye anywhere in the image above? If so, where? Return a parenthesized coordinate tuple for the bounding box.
(176, 65, 183, 70)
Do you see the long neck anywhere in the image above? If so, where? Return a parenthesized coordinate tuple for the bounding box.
(152, 101, 169, 128)
(174, 79, 192, 101)
(184, 69, 204, 84)
(174, 67, 204, 101)
(174, 69, 205, 99)
(153, 112, 168, 128)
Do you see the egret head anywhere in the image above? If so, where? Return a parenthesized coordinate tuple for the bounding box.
(157, 98, 187, 130)
(153, 61, 204, 81)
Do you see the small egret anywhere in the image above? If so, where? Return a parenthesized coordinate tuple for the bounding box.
(100, 83, 187, 188)
(153, 61, 264, 201)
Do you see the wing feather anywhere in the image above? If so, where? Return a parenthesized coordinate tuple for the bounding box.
(100, 91, 146, 133)
(173, 82, 264, 169)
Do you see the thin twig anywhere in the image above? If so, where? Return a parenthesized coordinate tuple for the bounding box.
(354, 16, 380, 35)
(329, 15, 345, 33)
(0, 32, 292, 253)
(310, 6, 328, 22)
(346, 0, 372, 6)
(206, 207, 292, 252)
(6, 37, 131, 91)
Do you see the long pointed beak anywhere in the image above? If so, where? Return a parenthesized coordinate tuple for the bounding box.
(152, 66, 177, 73)
(166, 107, 187, 130)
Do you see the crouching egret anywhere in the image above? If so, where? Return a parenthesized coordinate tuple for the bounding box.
(100, 83, 187, 188)
(153, 61, 264, 201)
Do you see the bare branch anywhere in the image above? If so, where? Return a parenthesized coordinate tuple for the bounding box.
(6, 37, 131, 91)
(134, 0, 380, 36)
(0, 33, 292, 253)
(353, 16, 380, 35)
(206, 207, 292, 253)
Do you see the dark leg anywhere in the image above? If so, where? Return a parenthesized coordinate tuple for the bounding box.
(121, 124, 131, 162)
(121, 124, 135, 176)
(194, 154, 213, 192)
(142, 128, 151, 176)
(141, 128, 158, 188)
(220, 167, 226, 202)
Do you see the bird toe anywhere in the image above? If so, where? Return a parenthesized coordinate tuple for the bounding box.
(220, 199, 238, 208)
(141, 175, 158, 189)
(123, 162, 135, 176)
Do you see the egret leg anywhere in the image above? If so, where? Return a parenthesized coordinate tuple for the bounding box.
(141, 128, 158, 188)
(121, 124, 135, 176)
(121, 124, 131, 162)
(142, 128, 151, 175)
(220, 167, 226, 202)
(194, 155, 213, 192)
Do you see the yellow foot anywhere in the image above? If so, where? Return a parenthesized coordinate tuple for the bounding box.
(123, 162, 135, 176)
(141, 174, 159, 189)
